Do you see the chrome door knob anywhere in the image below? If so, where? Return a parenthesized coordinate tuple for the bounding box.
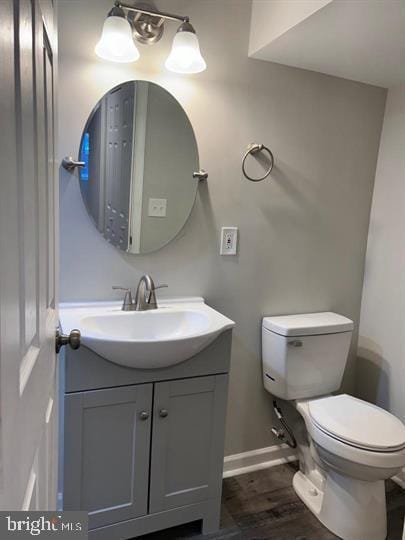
(139, 411, 149, 420)
(55, 328, 81, 353)
(159, 409, 168, 418)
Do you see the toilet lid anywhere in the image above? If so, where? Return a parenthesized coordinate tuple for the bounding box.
(308, 394, 405, 452)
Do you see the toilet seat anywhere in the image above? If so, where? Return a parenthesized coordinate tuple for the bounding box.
(308, 394, 405, 452)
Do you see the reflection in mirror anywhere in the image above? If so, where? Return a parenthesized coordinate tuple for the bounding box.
(79, 81, 199, 254)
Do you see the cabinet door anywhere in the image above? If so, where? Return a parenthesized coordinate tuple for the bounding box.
(63, 384, 152, 529)
(149, 375, 228, 513)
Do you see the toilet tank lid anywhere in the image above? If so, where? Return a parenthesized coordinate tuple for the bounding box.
(262, 312, 354, 336)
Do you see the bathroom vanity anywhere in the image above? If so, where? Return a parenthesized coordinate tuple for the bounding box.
(60, 299, 234, 540)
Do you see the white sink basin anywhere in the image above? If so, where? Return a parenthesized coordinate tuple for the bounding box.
(59, 298, 235, 369)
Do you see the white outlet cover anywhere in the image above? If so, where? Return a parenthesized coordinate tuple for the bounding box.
(220, 227, 238, 255)
(148, 198, 167, 217)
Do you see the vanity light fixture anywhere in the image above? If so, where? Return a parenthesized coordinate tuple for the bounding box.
(95, 1, 207, 74)
(95, 6, 140, 63)
(165, 22, 206, 74)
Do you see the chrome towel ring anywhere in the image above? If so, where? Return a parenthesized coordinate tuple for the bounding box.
(242, 143, 274, 182)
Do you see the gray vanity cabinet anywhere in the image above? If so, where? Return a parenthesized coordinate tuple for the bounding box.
(63, 384, 153, 529)
(149, 375, 228, 513)
(63, 330, 232, 539)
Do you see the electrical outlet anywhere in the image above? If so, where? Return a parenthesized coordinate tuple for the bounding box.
(220, 227, 238, 255)
(148, 198, 167, 217)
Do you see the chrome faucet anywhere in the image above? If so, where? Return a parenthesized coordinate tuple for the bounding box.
(112, 275, 167, 311)
(134, 274, 157, 311)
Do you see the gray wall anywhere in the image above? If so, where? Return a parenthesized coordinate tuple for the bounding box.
(58, 0, 386, 455)
(358, 83, 405, 423)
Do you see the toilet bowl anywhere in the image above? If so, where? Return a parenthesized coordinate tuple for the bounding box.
(294, 395, 405, 540)
(261, 312, 405, 540)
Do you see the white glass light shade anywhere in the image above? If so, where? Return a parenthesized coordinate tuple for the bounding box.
(95, 16, 140, 63)
(165, 31, 206, 74)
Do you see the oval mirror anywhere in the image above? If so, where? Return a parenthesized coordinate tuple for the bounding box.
(78, 81, 199, 254)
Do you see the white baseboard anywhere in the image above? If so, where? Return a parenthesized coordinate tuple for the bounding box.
(392, 467, 405, 489)
(223, 443, 298, 478)
(224, 447, 405, 489)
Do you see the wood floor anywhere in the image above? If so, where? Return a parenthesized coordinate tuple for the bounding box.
(138, 463, 405, 540)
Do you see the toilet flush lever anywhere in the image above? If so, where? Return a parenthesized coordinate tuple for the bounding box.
(288, 340, 303, 347)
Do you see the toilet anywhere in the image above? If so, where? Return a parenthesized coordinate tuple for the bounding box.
(262, 312, 405, 540)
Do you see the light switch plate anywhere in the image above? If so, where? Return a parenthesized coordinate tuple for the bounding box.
(148, 198, 167, 217)
(220, 227, 238, 255)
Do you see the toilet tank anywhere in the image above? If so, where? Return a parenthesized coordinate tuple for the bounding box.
(262, 312, 353, 400)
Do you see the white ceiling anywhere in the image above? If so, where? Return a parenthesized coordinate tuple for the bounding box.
(249, 0, 404, 88)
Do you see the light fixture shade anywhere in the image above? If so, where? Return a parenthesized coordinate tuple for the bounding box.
(95, 15, 140, 63)
(165, 24, 206, 74)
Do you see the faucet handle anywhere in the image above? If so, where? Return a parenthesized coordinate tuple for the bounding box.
(146, 283, 168, 310)
(112, 286, 134, 311)
(151, 284, 168, 291)
(112, 286, 131, 292)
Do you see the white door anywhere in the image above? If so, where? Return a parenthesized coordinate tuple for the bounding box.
(0, 0, 58, 510)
